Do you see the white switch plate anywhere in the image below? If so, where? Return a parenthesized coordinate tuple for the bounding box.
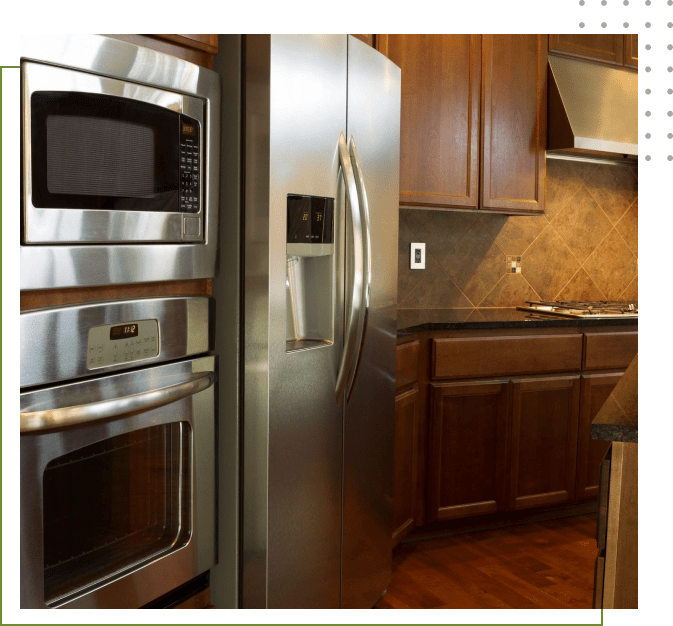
(410, 243, 425, 269)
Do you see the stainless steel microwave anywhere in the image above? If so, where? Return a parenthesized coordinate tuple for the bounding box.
(20, 35, 220, 290)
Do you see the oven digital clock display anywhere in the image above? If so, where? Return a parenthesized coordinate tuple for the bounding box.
(110, 324, 139, 340)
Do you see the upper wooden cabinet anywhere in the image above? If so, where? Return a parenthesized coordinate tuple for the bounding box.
(378, 34, 546, 214)
(378, 34, 481, 209)
(481, 35, 547, 214)
(549, 34, 637, 70)
(350, 34, 375, 47)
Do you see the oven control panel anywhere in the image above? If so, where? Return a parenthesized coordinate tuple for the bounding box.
(87, 319, 159, 370)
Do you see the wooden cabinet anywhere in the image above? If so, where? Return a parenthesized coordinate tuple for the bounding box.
(549, 34, 637, 70)
(509, 376, 580, 510)
(378, 34, 545, 214)
(396, 325, 636, 531)
(428, 381, 508, 521)
(594, 442, 638, 608)
(393, 387, 420, 545)
(378, 34, 481, 210)
(351, 34, 375, 47)
(481, 35, 547, 214)
(576, 373, 620, 501)
(549, 34, 624, 66)
(624, 34, 638, 69)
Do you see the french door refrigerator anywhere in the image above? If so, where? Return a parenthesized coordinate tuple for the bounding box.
(215, 34, 400, 609)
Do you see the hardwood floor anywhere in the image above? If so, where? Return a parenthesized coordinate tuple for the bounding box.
(374, 514, 597, 609)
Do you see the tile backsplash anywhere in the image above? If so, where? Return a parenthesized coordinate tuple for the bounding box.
(397, 158, 638, 313)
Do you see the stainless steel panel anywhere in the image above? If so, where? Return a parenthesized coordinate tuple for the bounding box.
(548, 56, 638, 155)
(20, 297, 211, 388)
(209, 34, 242, 609)
(240, 34, 347, 609)
(20, 355, 217, 608)
(20, 35, 220, 289)
(341, 36, 400, 609)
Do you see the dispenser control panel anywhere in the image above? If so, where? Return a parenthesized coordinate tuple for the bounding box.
(286, 194, 334, 257)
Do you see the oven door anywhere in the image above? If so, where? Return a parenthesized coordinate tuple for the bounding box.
(20, 355, 216, 609)
(22, 61, 205, 244)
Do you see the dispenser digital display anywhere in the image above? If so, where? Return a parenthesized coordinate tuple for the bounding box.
(287, 195, 334, 245)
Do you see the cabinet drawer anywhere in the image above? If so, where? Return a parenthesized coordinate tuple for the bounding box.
(432, 334, 582, 380)
(396, 340, 420, 389)
(583, 332, 637, 370)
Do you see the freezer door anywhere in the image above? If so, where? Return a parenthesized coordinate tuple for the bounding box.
(241, 35, 348, 609)
(341, 37, 401, 608)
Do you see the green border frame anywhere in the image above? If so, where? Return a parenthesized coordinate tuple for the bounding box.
(0, 0, 660, 626)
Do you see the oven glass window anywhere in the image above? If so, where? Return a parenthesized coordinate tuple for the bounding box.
(30, 92, 181, 212)
(42, 422, 191, 607)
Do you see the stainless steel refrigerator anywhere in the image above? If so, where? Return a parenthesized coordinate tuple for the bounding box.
(211, 34, 400, 609)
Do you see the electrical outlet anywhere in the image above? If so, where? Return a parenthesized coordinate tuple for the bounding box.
(410, 243, 425, 269)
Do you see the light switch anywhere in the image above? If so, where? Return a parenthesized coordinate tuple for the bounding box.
(410, 243, 425, 269)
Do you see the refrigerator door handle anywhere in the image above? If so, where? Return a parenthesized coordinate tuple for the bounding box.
(335, 132, 363, 403)
(345, 137, 371, 402)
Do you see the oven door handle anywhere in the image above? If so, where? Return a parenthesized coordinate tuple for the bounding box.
(20, 370, 215, 433)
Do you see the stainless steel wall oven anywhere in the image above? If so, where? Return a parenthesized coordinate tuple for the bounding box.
(20, 35, 220, 290)
(20, 297, 216, 608)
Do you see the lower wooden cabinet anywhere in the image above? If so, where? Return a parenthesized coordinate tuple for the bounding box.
(393, 327, 636, 538)
(509, 376, 580, 510)
(576, 373, 621, 500)
(393, 386, 420, 546)
(428, 380, 509, 521)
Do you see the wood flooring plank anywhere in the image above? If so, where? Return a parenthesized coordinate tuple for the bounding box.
(374, 514, 596, 610)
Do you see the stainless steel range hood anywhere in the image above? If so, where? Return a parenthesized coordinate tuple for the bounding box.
(547, 56, 637, 158)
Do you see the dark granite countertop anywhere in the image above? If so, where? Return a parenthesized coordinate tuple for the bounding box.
(591, 354, 638, 444)
(397, 308, 639, 336)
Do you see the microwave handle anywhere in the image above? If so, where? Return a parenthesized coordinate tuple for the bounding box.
(20, 370, 215, 433)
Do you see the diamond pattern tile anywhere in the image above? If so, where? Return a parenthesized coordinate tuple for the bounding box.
(402, 209, 478, 262)
(395, 157, 637, 313)
(583, 229, 638, 300)
(585, 164, 638, 225)
(398, 254, 472, 309)
(615, 199, 638, 257)
(480, 213, 548, 256)
(522, 225, 580, 300)
(398, 218, 420, 304)
(555, 268, 605, 301)
(545, 158, 584, 222)
(550, 186, 613, 264)
(439, 221, 505, 306)
(479, 273, 539, 307)
(620, 275, 638, 301)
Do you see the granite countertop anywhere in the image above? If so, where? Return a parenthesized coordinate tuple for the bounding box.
(397, 308, 639, 336)
(591, 354, 638, 444)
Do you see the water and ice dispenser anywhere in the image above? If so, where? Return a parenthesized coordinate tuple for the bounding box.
(286, 194, 335, 352)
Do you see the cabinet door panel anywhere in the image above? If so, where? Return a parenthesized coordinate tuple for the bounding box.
(380, 34, 481, 209)
(393, 387, 420, 546)
(429, 381, 509, 521)
(549, 34, 624, 66)
(510, 376, 580, 509)
(576, 374, 621, 501)
(624, 34, 638, 69)
(481, 35, 547, 213)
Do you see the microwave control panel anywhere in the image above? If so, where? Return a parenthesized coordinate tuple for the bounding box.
(87, 319, 159, 370)
(179, 115, 200, 215)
